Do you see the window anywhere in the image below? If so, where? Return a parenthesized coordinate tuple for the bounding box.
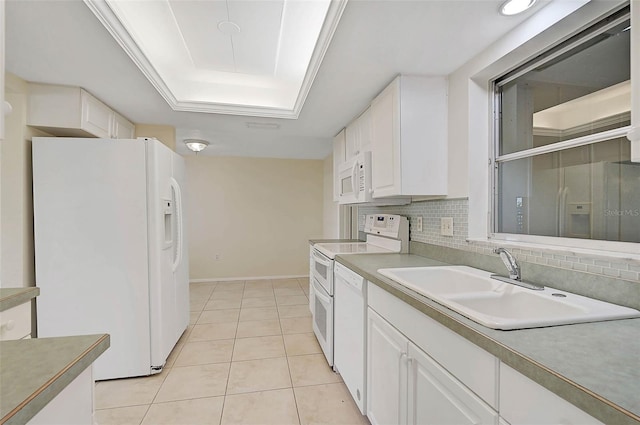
(492, 5, 639, 247)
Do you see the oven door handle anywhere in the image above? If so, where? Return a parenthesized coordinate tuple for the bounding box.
(312, 279, 331, 304)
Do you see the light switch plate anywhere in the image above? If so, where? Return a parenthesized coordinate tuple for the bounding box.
(441, 217, 454, 236)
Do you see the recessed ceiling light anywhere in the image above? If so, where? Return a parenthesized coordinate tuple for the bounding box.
(218, 21, 241, 36)
(499, 0, 537, 16)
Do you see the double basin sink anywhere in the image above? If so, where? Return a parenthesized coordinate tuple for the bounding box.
(377, 266, 640, 330)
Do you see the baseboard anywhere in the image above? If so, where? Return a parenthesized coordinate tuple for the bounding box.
(190, 274, 309, 283)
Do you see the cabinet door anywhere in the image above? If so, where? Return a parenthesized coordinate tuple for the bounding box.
(367, 308, 408, 425)
(0, 302, 31, 340)
(333, 129, 346, 202)
(345, 120, 359, 160)
(358, 107, 372, 153)
(81, 91, 112, 138)
(112, 112, 135, 139)
(408, 342, 498, 425)
(371, 79, 401, 198)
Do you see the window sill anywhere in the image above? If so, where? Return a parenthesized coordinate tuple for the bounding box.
(465, 236, 640, 264)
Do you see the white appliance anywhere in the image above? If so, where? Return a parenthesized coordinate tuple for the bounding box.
(32, 137, 189, 381)
(309, 214, 409, 369)
(334, 261, 367, 414)
(337, 151, 373, 204)
(528, 161, 640, 242)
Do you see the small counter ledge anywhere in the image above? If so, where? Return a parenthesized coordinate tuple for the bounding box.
(0, 288, 40, 312)
(0, 334, 110, 425)
(337, 253, 640, 425)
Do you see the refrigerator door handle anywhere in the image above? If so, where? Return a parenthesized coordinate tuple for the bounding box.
(555, 187, 562, 236)
(170, 178, 183, 272)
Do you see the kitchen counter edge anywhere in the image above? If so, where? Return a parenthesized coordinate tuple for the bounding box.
(0, 334, 110, 425)
(0, 288, 40, 312)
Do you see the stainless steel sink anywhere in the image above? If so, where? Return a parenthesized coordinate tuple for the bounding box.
(377, 266, 640, 330)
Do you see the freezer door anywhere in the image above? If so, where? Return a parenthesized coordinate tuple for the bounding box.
(33, 137, 152, 380)
(146, 139, 189, 370)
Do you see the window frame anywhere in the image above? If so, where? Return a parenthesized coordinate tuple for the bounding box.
(489, 4, 638, 255)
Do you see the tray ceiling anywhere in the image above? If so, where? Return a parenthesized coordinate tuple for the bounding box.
(85, 0, 347, 118)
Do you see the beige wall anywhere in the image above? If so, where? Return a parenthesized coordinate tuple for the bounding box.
(1, 73, 50, 287)
(185, 155, 324, 280)
(135, 124, 176, 151)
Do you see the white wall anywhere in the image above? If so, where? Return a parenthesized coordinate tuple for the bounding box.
(185, 155, 324, 280)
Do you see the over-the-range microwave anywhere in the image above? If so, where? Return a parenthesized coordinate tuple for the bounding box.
(337, 152, 410, 206)
(337, 152, 374, 204)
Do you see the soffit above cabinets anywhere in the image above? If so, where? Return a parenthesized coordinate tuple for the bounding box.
(84, 0, 347, 119)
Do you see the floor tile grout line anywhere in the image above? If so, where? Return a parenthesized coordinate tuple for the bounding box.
(278, 308, 303, 425)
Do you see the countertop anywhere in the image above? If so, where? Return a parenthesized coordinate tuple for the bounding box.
(337, 253, 640, 425)
(0, 334, 110, 425)
(0, 288, 40, 312)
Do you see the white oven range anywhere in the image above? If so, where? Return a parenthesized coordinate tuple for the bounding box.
(309, 214, 409, 370)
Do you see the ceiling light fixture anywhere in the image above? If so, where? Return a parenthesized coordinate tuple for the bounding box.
(184, 139, 210, 154)
(499, 0, 537, 16)
(218, 21, 241, 36)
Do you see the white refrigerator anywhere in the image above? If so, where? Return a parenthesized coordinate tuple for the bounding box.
(32, 137, 189, 381)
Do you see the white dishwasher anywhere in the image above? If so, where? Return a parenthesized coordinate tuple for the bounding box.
(333, 261, 367, 415)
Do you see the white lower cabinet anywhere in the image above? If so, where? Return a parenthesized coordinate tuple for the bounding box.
(367, 308, 408, 425)
(408, 342, 498, 425)
(367, 308, 498, 425)
(0, 302, 32, 340)
(499, 363, 604, 425)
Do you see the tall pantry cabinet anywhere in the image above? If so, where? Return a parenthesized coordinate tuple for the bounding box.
(370, 75, 448, 198)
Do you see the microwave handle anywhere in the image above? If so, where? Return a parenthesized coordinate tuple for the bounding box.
(351, 161, 358, 197)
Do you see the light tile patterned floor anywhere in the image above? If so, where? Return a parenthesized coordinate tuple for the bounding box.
(95, 278, 369, 425)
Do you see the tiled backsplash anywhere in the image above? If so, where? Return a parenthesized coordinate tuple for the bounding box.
(358, 199, 640, 282)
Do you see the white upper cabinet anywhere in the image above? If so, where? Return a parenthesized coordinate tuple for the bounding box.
(345, 107, 372, 160)
(27, 83, 134, 139)
(112, 111, 136, 139)
(370, 75, 448, 198)
(333, 129, 346, 202)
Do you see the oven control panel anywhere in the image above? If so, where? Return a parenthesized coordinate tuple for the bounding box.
(364, 214, 408, 238)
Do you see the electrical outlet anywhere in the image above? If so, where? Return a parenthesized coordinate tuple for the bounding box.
(215, 254, 221, 261)
(416, 217, 423, 232)
(440, 217, 454, 236)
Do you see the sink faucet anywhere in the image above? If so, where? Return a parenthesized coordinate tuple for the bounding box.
(493, 248, 521, 280)
(491, 248, 544, 290)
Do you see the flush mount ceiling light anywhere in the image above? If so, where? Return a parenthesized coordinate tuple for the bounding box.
(184, 139, 209, 153)
(84, 0, 347, 119)
(500, 0, 537, 16)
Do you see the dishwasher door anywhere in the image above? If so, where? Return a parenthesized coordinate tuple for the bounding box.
(333, 262, 366, 414)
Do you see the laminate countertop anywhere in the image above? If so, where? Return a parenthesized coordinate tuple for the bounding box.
(0, 334, 110, 425)
(337, 253, 640, 425)
(0, 288, 40, 312)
